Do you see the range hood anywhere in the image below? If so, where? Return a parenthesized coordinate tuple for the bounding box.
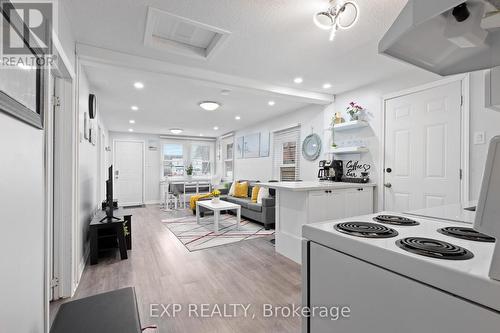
(379, 0, 500, 75)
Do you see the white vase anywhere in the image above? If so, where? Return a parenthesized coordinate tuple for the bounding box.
(212, 197, 220, 204)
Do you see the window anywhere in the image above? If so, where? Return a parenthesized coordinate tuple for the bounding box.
(162, 141, 214, 178)
(191, 143, 211, 176)
(221, 136, 234, 181)
(163, 144, 184, 177)
(272, 126, 300, 181)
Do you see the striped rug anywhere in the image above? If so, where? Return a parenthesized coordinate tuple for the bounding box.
(162, 213, 274, 251)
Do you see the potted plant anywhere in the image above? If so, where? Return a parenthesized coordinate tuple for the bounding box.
(346, 102, 365, 121)
(211, 189, 221, 203)
(185, 164, 193, 181)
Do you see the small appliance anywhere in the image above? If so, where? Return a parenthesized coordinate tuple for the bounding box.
(317, 160, 329, 180)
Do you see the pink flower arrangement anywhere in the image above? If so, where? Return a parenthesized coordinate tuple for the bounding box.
(346, 102, 364, 120)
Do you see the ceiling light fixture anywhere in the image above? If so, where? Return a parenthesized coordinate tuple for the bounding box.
(170, 128, 183, 135)
(131, 105, 139, 111)
(213, 126, 219, 130)
(322, 83, 332, 89)
(294, 77, 303, 84)
(199, 101, 221, 111)
(199, 134, 204, 137)
(314, 0, 360, 41)
(133, 82, 144, 89)
(268, 100, 276, 106)
(128, 128, 134, 132)
(235, 116, 241, 120)
(129, 120, 136, 124)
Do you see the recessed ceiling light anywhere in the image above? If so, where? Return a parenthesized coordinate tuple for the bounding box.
(129, 120, 135, 124)
(268, 100, 275, 106)
(322, 83, 332, 89)
(199, 101, 221, 111)
(213, 126, 219, 131)
(131, 105, 139, 111)
(134, 82, 144, 89)
(170, 128, 183, 135)
(235, 116, 241, 120)
(199, 134, 204, 137)
(294, 77, 303, 84)
(220, 89, 231, 96)
(128, 128, 134, 132)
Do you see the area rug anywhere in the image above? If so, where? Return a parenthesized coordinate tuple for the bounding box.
(162, 213, 275, 251)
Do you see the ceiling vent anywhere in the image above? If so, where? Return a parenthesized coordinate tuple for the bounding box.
(144, 7, 231, 60)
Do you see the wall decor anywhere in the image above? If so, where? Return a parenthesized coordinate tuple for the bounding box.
(0, 11, 45, 129)
(259, 132, 270, 157)
(302, 133, 322, 161)
(243, 133, 260, 158)
(344, 160, 371, 178)
(236, 137, 244, 158)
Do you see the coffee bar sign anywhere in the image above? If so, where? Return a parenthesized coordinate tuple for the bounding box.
(344, 160, 371, 178)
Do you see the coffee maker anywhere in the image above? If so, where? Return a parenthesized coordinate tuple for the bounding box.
(318, 160, 329, 181)
(318, 160, 344, 182)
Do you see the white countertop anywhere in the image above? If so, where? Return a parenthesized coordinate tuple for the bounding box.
(258, 181, 376, 191)
(406, 201, 477, 225)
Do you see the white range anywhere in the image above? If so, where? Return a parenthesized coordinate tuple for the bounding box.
(302, 212, 500, 333)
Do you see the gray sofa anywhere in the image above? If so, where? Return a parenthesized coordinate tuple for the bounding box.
(193, 181, 276, 230)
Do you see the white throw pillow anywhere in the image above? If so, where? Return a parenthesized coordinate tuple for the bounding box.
(228, 181, 237, 196)
(257, 187, 269, 204)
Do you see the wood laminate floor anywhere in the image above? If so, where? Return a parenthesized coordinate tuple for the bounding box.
(50, 205, 301, 333)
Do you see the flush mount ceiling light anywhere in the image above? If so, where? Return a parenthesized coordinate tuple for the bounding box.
(235, 116, 241, 120)
(131, 105, 139, 111)
(128, 128, 134, 132)
(293, 77, 303, 84)
(129, 120, 136, 124)
(170, 128, 183, 135)
(213, 126, 219, 130)
(199, 101, 221, 111)
(322, 83, 332, 89)
(313, 0, 360, 41)
(268, 100, 276, 106)
(133, 82, 144, 89)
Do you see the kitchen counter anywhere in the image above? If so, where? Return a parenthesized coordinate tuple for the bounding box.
(406, 201, 477, 224)
(259, 181, 376, 192)
(260, 181, 376, 263)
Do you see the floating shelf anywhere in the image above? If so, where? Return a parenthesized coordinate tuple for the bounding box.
(330, 146, 369, 154)
(332, 120, 369, 131)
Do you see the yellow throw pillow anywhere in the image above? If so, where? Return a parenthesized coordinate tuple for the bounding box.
(251, 186, 260, 203)
(234, 182, 249, 198)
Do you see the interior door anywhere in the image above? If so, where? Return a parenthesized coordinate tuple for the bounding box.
(114, 140, 144, 206)
(384, 81, 462, 212)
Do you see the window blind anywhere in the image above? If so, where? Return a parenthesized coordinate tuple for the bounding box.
(272, 125, 301, 181)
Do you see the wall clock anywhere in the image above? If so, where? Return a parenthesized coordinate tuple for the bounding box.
(302, 134, 322, 161)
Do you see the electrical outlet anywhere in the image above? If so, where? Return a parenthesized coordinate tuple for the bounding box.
(474, 131, 486, 145)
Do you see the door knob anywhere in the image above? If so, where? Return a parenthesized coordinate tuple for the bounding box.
(384, 183, 392, 188)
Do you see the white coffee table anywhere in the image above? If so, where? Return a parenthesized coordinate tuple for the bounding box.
(196, 200, 241, 233)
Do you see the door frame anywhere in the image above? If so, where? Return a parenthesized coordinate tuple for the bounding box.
(379, 74, 470, 211)
(112, 139, 146, 206)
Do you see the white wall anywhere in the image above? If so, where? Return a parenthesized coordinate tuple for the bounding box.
(232, 104, 331, 182)
(0, 114, 45, 332)
(77, 67, 109, 277)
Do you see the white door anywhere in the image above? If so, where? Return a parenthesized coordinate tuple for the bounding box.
(114, 140, 144, 206)
(384, 81, 462, 212)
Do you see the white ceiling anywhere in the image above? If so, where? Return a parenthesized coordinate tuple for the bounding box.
(63, 0, 419, 133)
(85, 65, 308, 136)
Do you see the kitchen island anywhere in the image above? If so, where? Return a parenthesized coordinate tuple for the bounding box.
(259, 181, 376, 263)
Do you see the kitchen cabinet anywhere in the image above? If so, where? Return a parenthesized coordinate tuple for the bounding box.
(309, 187, 373, 224)
(259, 181, 376, 263)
